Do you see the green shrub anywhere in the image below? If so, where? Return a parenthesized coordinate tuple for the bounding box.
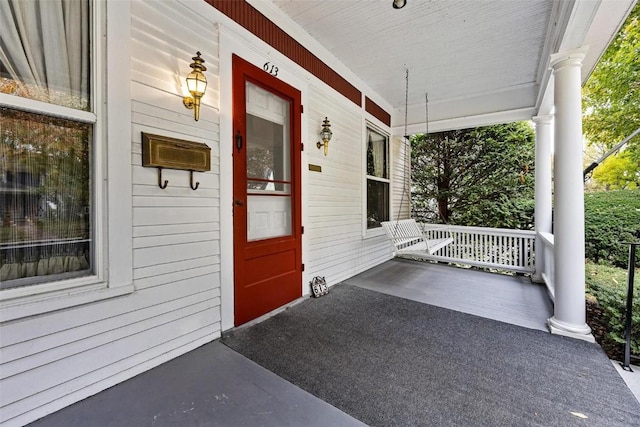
(584, 189, 640, 268)
(586, 262, 640, 358)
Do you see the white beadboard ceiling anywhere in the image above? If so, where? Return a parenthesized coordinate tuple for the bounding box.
(260, 0, 635, 133)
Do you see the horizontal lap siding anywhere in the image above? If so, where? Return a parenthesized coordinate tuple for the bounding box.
(0, 2, 222, 425)
(129, 0, 222, 391)
(131, 0, 221, 358)
(392, 136, 411, 220)
(305, 86, 392, 286)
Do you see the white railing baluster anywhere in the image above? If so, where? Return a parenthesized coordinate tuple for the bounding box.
(492, 234, 496, 264)
(464, 232, 468, 259)
(504, 236, 508, 265)
(509, 236, 514, 267)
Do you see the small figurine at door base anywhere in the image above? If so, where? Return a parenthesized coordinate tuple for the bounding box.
(310, 276, 329, 297)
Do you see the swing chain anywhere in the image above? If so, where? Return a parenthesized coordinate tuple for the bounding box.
(425, 93, 429, 136)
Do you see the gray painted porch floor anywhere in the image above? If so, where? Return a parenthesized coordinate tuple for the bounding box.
(29, 259, 638, 426)
(342, 257, 554, 332)
(29, 340, 365, 427)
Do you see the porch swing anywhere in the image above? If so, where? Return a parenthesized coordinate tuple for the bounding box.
(381, 70, 454, 257)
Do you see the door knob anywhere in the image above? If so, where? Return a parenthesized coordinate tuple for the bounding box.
(235, 199, 244, 206)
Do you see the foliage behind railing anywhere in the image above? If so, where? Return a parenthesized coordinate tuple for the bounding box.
(418, 223, 536, 274)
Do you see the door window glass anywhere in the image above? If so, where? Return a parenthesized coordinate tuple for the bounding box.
(245, 82, 292, 241)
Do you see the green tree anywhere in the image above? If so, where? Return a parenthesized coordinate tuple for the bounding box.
(411, 122, 535, 230)
(584, 189, 640, 267)
(583, 4, 640, 162)
(592, 151, 639, 190)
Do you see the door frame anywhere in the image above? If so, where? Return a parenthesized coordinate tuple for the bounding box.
(231, 54, 303, 326)
(219, 29, 309, 330)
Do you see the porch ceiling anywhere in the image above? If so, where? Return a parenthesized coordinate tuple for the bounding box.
(254, 0, 636, 134)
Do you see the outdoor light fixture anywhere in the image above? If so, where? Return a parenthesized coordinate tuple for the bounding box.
(316, 117, 333, 156)
(392, 0, 407, 9)
(183, 51, 207, 121)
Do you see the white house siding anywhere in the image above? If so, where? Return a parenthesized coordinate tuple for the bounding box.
(391, 136, 411, 221)
(304, 85, 393, 287)
(0, 2, 221, 426)
(0, 1, 405, 425)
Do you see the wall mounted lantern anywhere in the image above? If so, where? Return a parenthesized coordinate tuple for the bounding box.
(392, 0, 407, 9)
(183, 51, 208, 121)
(316, 117, 333, 156)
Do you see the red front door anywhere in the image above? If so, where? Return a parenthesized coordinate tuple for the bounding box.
(232, 55, 302, 326)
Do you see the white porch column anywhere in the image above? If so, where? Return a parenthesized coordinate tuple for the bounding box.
(547, 47, 594, 342)
(532, 115, 553, 283)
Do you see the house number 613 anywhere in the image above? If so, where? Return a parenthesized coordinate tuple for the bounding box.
(263, 62, 279, 77)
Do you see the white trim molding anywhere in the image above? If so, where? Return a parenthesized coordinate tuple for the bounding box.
(0, 0, 133, 322)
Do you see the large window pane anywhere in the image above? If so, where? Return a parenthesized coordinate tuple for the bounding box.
(0, 0, 91, 110)
(367, 128, 388, 179)
(246, 114, 290, 184)
(367, 179, 389, 229)
(366, 127, 389, 229)
(0, 107, 92, 289)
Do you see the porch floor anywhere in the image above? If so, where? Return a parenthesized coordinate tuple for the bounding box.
(29, 260, 639, 426)
(343, 257, 553, 331)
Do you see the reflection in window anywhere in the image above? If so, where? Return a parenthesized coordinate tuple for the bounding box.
(244, 81, 292, 242)
(0, 0, 91, 110)
(0, 0, 93, 289)
(246, 113, 289, 192)
(0, 108, 92, 288)
(367, 130, 388, 179)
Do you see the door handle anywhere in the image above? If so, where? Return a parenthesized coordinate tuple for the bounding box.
(235, 199, 244, 206)
(235, 131, 243, 151)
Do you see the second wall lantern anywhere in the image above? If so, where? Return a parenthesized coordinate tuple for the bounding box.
(316, 117, 333, 156)
(183, 51, 207, 121)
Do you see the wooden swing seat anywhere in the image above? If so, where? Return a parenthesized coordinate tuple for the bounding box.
(381, 219, 454, 256)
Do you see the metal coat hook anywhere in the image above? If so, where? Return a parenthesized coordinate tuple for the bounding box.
(189, 170, 200, 190)
(158, 167, 168, 189)
(142, 133, 210, 190)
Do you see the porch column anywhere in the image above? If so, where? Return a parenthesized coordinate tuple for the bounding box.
(547, 47, 594, 342)
(532, 115, 553, 283)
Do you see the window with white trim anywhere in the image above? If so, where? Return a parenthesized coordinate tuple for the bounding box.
(366, 126, 390, 229)
(0, 0, 94, 290)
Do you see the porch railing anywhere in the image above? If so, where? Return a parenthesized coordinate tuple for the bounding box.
(538, 232, 555, 300)
(417, 223, 536, 274)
